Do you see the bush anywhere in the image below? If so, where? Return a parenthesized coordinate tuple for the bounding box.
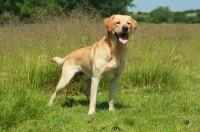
(150, 6, 173, 23)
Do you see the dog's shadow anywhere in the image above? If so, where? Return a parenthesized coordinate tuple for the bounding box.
(61, 98, 89, 107)
(61, 97, 129, 110)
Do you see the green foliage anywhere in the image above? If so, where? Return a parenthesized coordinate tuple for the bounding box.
(0, 0, 134, 23)
(173, 12, 185, 23)
(133, 9, 200, 23)
(173, 10, 200, 23)
(87, 0, 134, 16)
(150, 6, 173, 23)
(16, 0, 64, 18)
(132, 12, 149, 23)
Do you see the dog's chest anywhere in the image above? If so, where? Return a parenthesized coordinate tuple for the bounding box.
(101, 59, 122, 82)
(107, 59, 119, 68)
(101, 67, 116, 82)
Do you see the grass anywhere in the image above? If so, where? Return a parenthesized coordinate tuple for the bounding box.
(1, 13, 200, 131)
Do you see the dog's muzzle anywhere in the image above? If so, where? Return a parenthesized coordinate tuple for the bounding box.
(115, 26, 129, 44)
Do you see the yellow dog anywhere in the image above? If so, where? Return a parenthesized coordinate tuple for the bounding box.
(48, 15, 137, 115)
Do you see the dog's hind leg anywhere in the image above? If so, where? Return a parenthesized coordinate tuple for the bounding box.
(48, 66, 78, 106)
(83, 79, 91, 101)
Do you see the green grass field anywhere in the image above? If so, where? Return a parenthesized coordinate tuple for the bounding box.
(1, 16, 200, 131)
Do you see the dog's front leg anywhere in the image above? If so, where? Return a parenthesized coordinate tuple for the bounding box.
(109, 77, 119, 111)
(88, 77, 100, 115)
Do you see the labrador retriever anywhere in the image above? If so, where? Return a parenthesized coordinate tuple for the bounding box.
(48, 15, 137, 115)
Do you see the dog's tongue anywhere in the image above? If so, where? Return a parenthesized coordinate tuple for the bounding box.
(119, 35, 128, 44)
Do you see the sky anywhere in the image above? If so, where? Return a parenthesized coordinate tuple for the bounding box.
(128, 0, 200, 12)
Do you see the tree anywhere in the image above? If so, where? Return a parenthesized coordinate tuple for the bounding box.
(55, 0, 134, 17)
(173, 12, 186, 23)
(150, 6, 173, 23)
(87, 0, 134, 16)
(0, 0, 134, 21)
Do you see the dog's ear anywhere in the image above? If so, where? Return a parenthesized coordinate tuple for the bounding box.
(104, 15, 115, 32)
(131, 19, 137, 32)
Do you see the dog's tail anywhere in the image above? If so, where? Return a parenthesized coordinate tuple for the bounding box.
(51, 57, 67, 66)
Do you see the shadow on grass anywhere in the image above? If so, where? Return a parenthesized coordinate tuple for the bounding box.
(61, 98, 89, 107)
(96, 102, 129, 110)
(61, 98, 130, 110)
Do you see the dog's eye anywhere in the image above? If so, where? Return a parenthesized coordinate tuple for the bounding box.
(116, 21, 120, 24)
(127, 22, 131, 25)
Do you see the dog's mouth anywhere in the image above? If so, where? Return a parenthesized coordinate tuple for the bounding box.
(115, 33, 128, 44)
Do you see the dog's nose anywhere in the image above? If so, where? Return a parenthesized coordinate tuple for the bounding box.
(122, 26, 128, 32)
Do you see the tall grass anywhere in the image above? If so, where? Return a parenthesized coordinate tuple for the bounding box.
(120, 24, 200, 93)
(0, 11, 105, 130)
(1, 10, 200, 131)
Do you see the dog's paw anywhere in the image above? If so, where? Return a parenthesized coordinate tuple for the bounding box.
(48, 102, 53, 106)
(109, 106, 115, 111)
(88, 109, 96, 115)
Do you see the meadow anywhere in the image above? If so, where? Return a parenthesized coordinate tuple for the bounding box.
(0, 13, 200, 131)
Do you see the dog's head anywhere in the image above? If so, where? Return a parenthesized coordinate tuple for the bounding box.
(104, 15, 137, 44)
